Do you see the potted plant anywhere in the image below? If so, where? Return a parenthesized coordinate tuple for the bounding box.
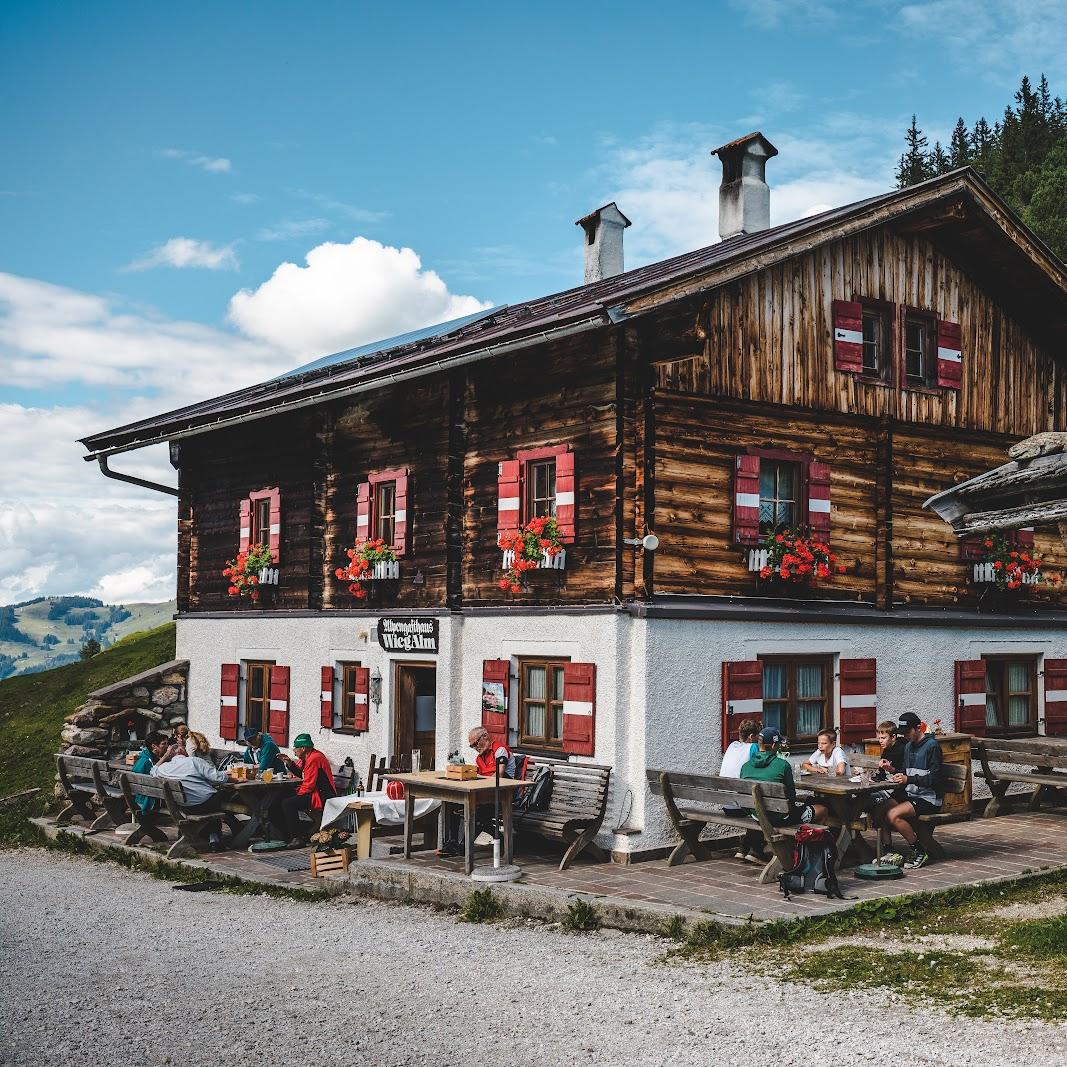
(335, 538, 399, 600)
(753, 529, 845, 587)
(223, 543, 275, 604)
(498, 515, 565, 594)
(971, 533, 1059, 591)
(308, 827, 352, 877)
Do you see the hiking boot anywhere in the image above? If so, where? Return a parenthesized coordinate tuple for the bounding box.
(905, 848, 930, 869)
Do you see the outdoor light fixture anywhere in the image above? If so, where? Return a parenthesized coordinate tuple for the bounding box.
(370, 667, 383, 712)
(623, 532, 660, 552)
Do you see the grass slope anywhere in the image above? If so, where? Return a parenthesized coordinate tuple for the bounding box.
(0, 622, 176, 844)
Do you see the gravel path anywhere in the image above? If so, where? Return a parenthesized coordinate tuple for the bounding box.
(1, 849, 1064, 1067)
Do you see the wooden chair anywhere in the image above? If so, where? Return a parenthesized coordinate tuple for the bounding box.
(366, 753, 405, 793)
(514, 754, 612, 871)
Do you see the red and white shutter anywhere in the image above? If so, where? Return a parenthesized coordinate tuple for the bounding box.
(356, 481, 371, 543)
(320, 666, 334, 730)
(348, 667, 369, 732)
(1016, 527, 1035, 551)
(959, 535, 985, 561)
(497, 461, 521, 540)
(267, 488, 282, 562)
(954, 659, 987, 737)
(936, 318, 962, 390)
(722, 661, 762, 753)
(481, 659, 510, 749)
(267, 665, 290, 747)
(555, 450, 576, 543)
(808, 461, 831, 540)
(392, 471, 410, 556)
(561, 662, 596, 757)
(733, 454, 761, 545)
(220, 663, 239, 742)
(1043, 659, 1067, 737)
(839, 658, 877, 746)
(238, 499, 251, 554)
(832, 299, 864, 373)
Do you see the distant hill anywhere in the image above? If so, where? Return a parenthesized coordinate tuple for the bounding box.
(0, 597, 176, 680)
(0, 622, 177, 845)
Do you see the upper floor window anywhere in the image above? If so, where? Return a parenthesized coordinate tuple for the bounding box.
(240, 486, 281, 562)
(374, 480, 397, 545)
(759, 459, 799, 533)
(251, 497, 271, 546)
(904, 312, 937, 387)
(861, 306, 890, 379)
(525, 458, 557, 520)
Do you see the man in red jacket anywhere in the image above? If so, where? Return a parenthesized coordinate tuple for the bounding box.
(277, 733, 336, 846)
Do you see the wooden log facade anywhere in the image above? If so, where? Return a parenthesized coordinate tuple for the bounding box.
(174, 219, 1067, 617)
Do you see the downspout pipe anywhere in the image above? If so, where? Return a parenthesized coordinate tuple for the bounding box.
(94, 454, 178, 497)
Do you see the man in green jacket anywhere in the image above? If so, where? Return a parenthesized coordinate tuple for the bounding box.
(131, 731, 172, 813)
(243, 727, 285, 773)
(741, 727, 828, 826)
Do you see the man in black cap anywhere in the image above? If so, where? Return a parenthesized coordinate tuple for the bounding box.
(741, 726, 829, 827)
(870, 712, 944, 869)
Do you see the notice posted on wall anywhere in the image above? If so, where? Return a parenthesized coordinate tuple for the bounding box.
(376, 616, 440, 654)
(481, 681, 505, 716)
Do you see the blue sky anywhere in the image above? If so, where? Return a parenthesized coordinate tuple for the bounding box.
(1, 0, 1063, 604)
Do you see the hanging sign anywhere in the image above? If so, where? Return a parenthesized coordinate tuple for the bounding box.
(377, 617, 440, 654)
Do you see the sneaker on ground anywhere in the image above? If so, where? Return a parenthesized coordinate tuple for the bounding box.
(744, 850, 768, 864)
(734, 849, 747, 860)
(905, 849, 929, 869)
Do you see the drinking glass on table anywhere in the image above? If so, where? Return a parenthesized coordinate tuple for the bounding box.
(262, 769, 273, 783)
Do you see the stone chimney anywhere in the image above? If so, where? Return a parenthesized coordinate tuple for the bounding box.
(712, 132, 779, 240)
(576, 202, 632, 284)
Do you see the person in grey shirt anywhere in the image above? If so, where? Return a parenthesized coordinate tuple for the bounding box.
(151, 731, 230, 848)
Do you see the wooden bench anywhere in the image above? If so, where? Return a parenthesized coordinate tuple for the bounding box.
(55, 754, 127, 832)
(119, 771, 229, 859)
(514, 754, 611, 871)
(851, 753, 968, 860)
(975, 738, 1067, 818)
(647, 769, 826, 884)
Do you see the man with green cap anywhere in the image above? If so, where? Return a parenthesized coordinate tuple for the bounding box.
(277, 733, 337, 846)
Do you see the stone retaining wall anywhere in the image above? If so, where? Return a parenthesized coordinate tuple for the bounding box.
(58, 659, 190, 762)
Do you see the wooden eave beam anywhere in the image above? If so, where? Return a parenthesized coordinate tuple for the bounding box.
(952, 499, 1067, 536)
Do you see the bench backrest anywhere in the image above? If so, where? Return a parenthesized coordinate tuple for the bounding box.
(56, 753, 112, 791)
(978, 739, 1067, 771)
(522, 754, 612, 820)
(646, 769, 795, 815)
(820, 753, 967, 794)
(119, 770, 191, 818)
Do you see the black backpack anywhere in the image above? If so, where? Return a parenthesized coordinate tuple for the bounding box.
(514, 764, 553, 815)
(778, 825, 844, 900)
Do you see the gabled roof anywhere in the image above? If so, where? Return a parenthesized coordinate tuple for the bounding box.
(81, 167, 1067, 458)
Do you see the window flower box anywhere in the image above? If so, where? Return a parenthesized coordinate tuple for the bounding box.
(335, 537, 399, 601)
(257, 567, 280, 586)
(746, 548, 770, 573)
(368, 559, 400, 580)
(967, 533, 1059, 592)
(746, 529, 844, 585)
(501, 547, 566, 572)
(972, 563, 1038, 586)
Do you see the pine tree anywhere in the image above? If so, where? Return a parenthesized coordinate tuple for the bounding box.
(930, 140, 950, 175)
(949, 118, 970, 168)
(896, 115, 931, 187)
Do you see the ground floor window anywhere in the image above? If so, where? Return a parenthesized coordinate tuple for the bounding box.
(243, 660, 273, 733)
(339, 662, 362, 730)
(518, 657, 567, 748)
(985, 657, 1037, 736)
(759, 656, 832, 746)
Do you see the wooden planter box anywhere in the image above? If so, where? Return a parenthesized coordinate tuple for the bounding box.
(310, 847, 351, 877)
(446, 763, 479, 780)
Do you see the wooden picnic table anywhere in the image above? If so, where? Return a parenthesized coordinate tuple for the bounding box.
(796, 772, 890, 868)
(219, 777, 302, 848)
(385, 770, 530, 876)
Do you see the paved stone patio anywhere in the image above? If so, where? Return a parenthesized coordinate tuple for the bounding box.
(37, 808, 1067, 926)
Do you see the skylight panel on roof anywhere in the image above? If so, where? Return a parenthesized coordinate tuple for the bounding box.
(277, 306, 503, 380)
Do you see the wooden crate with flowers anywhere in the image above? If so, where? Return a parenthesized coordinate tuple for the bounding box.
(308, 827, 352, 877)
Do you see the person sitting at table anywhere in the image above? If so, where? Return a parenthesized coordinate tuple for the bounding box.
(242, 726, 285, 774)
(171, 723, 190, 755)
(866, 719, 909, 848)
(741, 726, 829, 827)
(276, 733, 337, 847)
(131, 731, 172, 813)
(720, 718, 761, 779)
(150, 729, 231, 849)
(801, 728, 850, 777)
(869, 712, 944, 870)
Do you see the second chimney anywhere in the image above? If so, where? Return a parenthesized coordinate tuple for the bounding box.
(576, 202, 631, 284)
(712, 132, 778, 241)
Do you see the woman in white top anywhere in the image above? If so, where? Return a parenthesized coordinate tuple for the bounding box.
(801, 728, 851, 777)
(720, 718, 762, 779)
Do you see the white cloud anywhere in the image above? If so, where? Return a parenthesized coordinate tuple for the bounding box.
(159, 148, 232, 174)
(256, 218, 331, 242)
(897, 0, 1067, 82)
(228, 236, 491, 357)
(231, 192, 261, 205)
(124, 237, 239, 272)
(294, 189, 386, 224)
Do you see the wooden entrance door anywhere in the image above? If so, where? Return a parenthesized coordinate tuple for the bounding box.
(394, 663, 437, 771)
